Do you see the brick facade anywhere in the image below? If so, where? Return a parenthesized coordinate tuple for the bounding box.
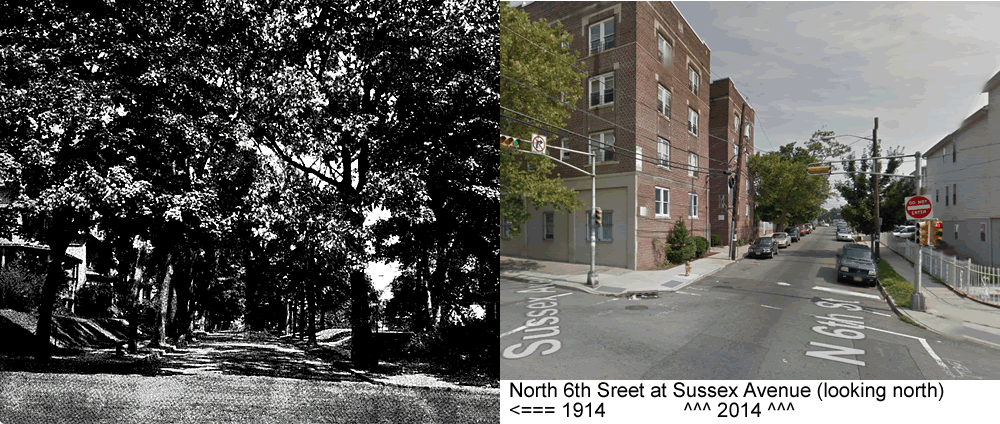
(708, 78, 756, 246)
(515, 1, 713, 270)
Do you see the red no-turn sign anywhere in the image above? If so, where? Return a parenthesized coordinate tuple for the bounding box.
(904, 195, 933, 220)
(531, 134, 546, 153)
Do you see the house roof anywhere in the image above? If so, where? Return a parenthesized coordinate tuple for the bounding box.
(983, 69, 1000, 93)
(922, 106, 988, 158)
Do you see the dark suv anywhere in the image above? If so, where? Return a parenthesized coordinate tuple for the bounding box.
(836, 244, 880, 287)
(784, 227, 801, 242)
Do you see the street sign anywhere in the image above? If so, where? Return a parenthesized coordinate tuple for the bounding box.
(531, 134, 546, 153)
(904, 195, 933, 220)
(806, 165, 831, 175)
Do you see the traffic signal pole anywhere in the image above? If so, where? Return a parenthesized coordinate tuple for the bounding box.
(587, 157, 598, 287)
(911, 152, 925, 311)
(873, 117, 880, 259)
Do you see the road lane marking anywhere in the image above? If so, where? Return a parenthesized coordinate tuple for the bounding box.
(675, 291, 701, 296)
(776, 282, 791, 286)
(501, 326, 527, 338)
(863, 325, 954, 377)
(865, 310, 892, 317)
(593, 298, 619, 305)
(812, 286, 882, 300)
(595, 310, 613, 317)
(761, 305, 781, 310)
(657, 311, 672, 317)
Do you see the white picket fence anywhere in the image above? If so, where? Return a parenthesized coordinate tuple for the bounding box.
(882, 233, 1000, 306)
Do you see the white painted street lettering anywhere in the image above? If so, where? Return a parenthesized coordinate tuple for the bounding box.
(806, 298, 868, 366)
(503, 284, 564, 360)
(805, 342, 866, 366)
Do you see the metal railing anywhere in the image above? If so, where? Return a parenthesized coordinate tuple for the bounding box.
(882, 233, 1000, 306)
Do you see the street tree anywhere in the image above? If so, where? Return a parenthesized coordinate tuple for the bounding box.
(835, 145, 906, 237)
(499, 3, 584, 235)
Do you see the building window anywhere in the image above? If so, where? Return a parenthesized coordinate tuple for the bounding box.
(953, 145, 957, 162)
(943, 146, 948, 162)
(746, 204, 749, 217)
(734, 113, 740, 132)
(589, 73, 614, 107)
(657, 138, 670, 168)
(561, 140, 570, 160)
(718, 194, 726, 209)
(657, 84, 671, 117)
(655, 187, 670, 217)
(501, 217, 512, 240)
(936, 189, 939, 203)
(688, 153, 698, 177)
(589, 131, 615, 164)
(945, 186, 949, 206)
(953, 184, 957, 205)
(657, 34, 672, 65)
(689, 193, 699, 218)
(688, 66, 699, 95)
(543, 212, 554, 240)
(589, 18, 615, 55)
(744, 122, 752, 139)
(921, 167, 927, 188)
(734, 142, 740, 157)
(688, 108, 699, 135)
(955, 224, 959, 240)
(586, 210, 614, 241)
(746, 178, 749, 194)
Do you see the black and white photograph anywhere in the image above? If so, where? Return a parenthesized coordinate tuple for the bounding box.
(0, 0, 499, 422)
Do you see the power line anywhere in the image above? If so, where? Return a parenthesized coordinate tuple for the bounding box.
(501, 72, 738, 170)
(500, 108, 733, 178)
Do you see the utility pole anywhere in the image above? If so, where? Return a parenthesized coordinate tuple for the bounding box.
(872, 117, 880, 258)
(911, 151, 925, 311)
(730, 103, 747, 260)
(587, 152, 598, 287)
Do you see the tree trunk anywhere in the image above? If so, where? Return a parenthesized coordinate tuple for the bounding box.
(307, 278, 317, 345)
(152, 253, 174, 347)
(34, 235, 70, 359)
(350, 269, 377, 369)
(126, 240, 148, 354)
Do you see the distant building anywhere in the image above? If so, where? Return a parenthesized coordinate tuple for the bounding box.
(503, 1, 713, 269)
(708, 78, 756, 245)
(922, 69, 1000, 267)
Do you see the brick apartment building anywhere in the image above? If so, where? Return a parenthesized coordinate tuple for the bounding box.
(501, 1, 715, 270)
(708, 78, 756, 246)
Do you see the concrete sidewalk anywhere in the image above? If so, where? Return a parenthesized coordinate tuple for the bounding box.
(500, 243, 757, 295)
(878, 239, 1000, 349)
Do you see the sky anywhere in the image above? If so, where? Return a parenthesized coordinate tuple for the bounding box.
(512, 1, 1000, 210)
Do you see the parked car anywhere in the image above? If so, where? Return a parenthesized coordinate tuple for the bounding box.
(836, 244, 880, 287)
(798, 226, 809, 236)
(749, 237, 778, 259)
(772, 232, 790, 248)
(892, 225, 916, 238)
(784, 227, 801, 242)
(836, 228, 853, 241)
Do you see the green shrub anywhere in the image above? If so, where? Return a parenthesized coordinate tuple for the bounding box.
(711, 234, 721, 246)
(667, 221, 695, 264)
(692, 236, 709, 258)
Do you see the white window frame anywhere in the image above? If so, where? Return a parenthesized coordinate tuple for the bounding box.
(586, 210, 614, 241)
(657, 34, 672, 65)
(561, 140, 570, 160)
(657, 84, 671, 117)
(655, 187, 670, 217)
(588, 18, 615, 55)
(589, 72, 614, 107)
(689, 193, 699, 218)
(688, 108, 699, 135)
(589, 131, 615, 164)
(943, 145, 948, 162)
(734, 113, 740, 132)
(688, 152, 698, 177)
(543, 212, 554, 240)
(688, 65, 699, 95)
(746, 204, 749, 217)
(734, 142, 740, 157)
(744, 122, 751, 138)
(657, 138, 670, 168)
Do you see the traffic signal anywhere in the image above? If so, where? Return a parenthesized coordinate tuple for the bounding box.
(932, 220, 943, 246)
(500, 135, 521, 149)
(595, 207, 603, 227)
(918, 221, 929, 245)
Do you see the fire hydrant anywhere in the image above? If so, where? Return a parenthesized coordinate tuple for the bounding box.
(685, 261, 692, 276)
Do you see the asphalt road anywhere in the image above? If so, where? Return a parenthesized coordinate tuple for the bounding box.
(0, 372, 498, 423)
(500, 227, 1000, 380)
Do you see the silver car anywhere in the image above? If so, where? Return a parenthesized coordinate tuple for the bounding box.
(836, 229, 853, 241)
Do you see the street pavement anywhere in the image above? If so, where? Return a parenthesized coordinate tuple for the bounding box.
(500, 227, 1000, 379)
(0, 371, 498, 423)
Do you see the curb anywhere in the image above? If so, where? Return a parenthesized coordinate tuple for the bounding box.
(500, 274, 603, 295)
